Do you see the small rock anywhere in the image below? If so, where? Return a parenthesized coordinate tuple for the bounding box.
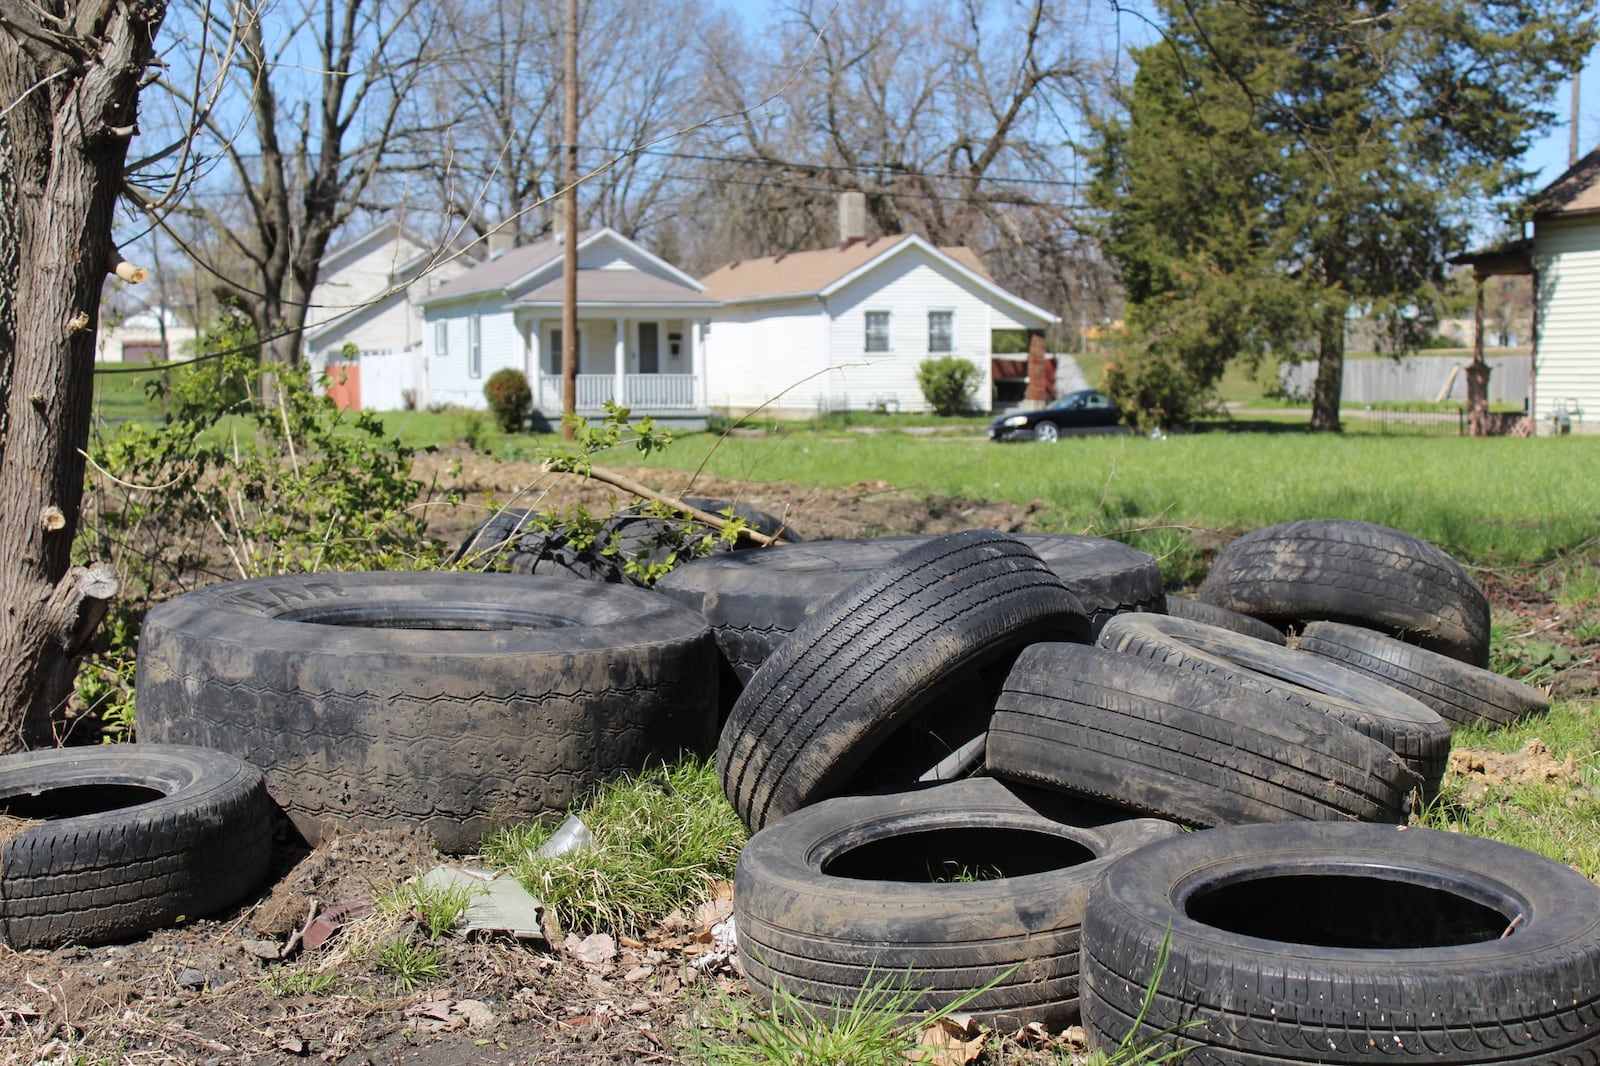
(242, 940, 283, 960)
(177, 968, 207, 990)
(455, 999, 496, 1029)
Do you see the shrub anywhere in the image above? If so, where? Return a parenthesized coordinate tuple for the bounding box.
(484, 368, 532, 432)
(915, 356, 981, 416)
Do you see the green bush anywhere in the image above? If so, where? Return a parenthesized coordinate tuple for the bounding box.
(484, 368, 532, 432)
(915, 356, 981, 416)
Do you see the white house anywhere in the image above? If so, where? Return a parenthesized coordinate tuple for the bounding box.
(1457, 150, 1600, 434)
(94, 305, 198, 364)
(1525, 151, 1600, 432)
(301, 221, 477, 410)
(699, 231, 1060, 416)
(418, 228, 717, 421)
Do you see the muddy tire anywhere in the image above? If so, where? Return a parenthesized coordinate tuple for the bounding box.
(1162, 594, 1284, 645)
(660, 533, 1160, 690)
(451, 497, 801, 581)
(1097, 613, 1450, 797)
(986, 643, 1417, 827)
(1297, 621, 1550, 730)
(734, 778, 1180, 1028)
(1081, 821, 1600, 1064)
(1198, 519, 1491, 666)
(136, 572, 718, 852)
(718, 531, 1091, 832)
(0, 745, 273, 949)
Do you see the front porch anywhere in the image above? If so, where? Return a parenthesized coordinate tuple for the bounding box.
(523, 311, 709, 425)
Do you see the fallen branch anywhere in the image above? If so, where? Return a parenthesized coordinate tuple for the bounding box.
(546, 462, 789, 547)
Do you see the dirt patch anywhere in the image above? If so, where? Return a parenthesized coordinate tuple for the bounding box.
(1447, 739, 1583, 802)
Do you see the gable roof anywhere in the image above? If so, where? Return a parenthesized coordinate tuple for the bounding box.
(701, 233, 1057, 325)
(1533, 147, 1600, 220)
(421, 227, 708, 306)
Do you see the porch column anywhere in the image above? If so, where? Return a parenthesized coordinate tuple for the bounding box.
(614, 316, 627, 407)
(528, 322, 543, 410)
(692, 320, 707, 409)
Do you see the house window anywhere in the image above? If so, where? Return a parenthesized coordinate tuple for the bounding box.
(928, 311, 954, 353)
(468, 316, 482, 379)
(434, 320, 447, 358)
(548, 328, 579, 375)
(864, 311, 891, 353)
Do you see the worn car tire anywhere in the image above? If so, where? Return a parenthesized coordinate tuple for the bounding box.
(1198, 519, 1491, 666)
(1162, 594, 1285, 645)
(986, 643, 1417, 827)
(1097, 613, 1450, 797)
(451, 496, 802, 580)
(735, 777, 1180, 1028)
(718, 530, 1091, 832)
(1297, 620, 1550, 730)
(659, 533, 1161, 691)
(136, 572, 718, 852)
(0, 745, 273, 949)
(1081, 821, 1600, 1064)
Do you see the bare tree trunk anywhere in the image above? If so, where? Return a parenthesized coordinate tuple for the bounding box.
(1309, 308, 1344, 432)
(0, 0, 158, 748)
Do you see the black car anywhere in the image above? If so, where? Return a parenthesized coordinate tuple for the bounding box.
(988, 389, 1128, 442)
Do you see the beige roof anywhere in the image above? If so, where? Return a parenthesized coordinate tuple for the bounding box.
(701, 235, 993, 302)
(512, 271, 717, 306)
(1534, 148, 1600, 219)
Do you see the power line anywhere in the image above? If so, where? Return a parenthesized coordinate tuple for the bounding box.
(579, 144, 1087, 189)
(665, 169, 1082, 208)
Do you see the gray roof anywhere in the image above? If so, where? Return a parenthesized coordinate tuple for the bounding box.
(512, 271, 717, 307)
(423, 235, 567, 303)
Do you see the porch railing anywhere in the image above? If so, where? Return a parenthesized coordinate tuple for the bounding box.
(538, 373, 698, 411)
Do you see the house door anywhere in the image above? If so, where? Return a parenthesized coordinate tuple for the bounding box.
(638, 322, 659, 374)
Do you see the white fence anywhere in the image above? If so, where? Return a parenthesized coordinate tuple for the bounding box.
(1278, 354, 1531, 405)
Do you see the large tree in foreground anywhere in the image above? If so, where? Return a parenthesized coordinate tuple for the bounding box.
(1091, 0, 1593, 430)
(1, 0, 165, 747)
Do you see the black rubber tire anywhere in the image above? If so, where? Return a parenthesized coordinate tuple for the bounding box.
(451, 497, 801, 581)
(734, 777, 1181, 1028)
(658, 533, 1162, 689)
(718, 530, 1092, 832)
(1297, 620, 1551, 730)
(1081, 821, 1600, 1064)
(0, 745, 273, 949)
(985, 643, 1417, 828)
(136, 572, 718, 852)
(1162, 593, 1285, 645)
(1097, 613, 1450, 797)
(1198, 519, 1491, 666)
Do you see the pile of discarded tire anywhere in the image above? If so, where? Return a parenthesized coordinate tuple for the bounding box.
(710, 522, 1600, 1063)
(13, 509, 1597, 1065)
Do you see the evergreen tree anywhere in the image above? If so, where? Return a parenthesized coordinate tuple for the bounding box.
(1091, 0, 1593, 430)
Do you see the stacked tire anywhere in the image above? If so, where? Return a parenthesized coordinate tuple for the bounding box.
(714, 520, 1581, 1050)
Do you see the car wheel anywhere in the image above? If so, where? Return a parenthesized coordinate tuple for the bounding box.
(1034, 421, 1059, 442)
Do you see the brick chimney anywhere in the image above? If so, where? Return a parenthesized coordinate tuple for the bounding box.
(839, 190, 867, 249)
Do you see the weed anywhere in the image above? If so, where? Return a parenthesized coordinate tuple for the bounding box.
(373, 940, 444, 991)
(262, 966, 339, 997)
(1555, 563, 1600, 611)
(685, 970, 982, 1066)
(1569, 618, 1600, 644)
(378, 878, 479, 940)
(482, 756, 746, 937)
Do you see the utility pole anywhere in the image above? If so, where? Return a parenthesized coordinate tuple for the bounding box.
(561, 0, 579, 438)
(1571, 68, 1582, 167)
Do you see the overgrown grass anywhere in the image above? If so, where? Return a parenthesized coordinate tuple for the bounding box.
(480, 757, 747, 937)
(1419, 698, 1600, 880)
(627, 431, 1596, 567)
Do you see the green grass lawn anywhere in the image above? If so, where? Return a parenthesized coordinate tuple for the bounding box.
(618, 429, 1595, 567)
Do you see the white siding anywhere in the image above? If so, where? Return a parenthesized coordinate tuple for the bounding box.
(822, 247, 1002, 413)
(423, 300, 522, 408)
(1533, 217, 1600, 433)
(702, 301, 833, 414)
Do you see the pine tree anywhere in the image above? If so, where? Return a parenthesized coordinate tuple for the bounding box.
(1092, 0, 1594, 430)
